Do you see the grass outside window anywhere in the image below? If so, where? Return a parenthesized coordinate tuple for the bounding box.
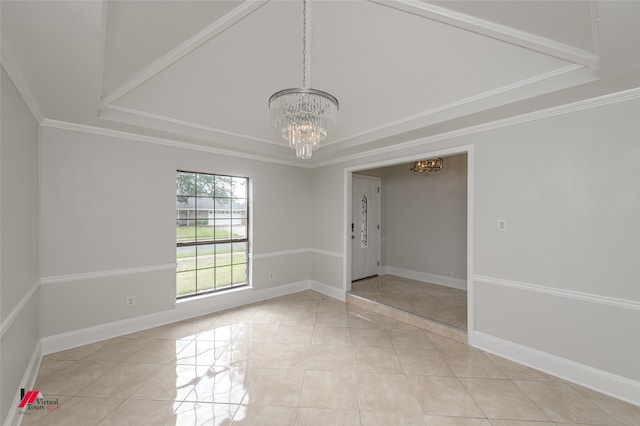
(176, 171, 249, 298)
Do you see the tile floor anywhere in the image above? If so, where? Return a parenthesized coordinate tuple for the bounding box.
(350, 275, 468, 330)
(23, 290, 639, 425)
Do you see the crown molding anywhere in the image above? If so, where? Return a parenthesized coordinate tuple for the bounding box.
(323, 63, 596, 150)
(102, 104, 283, 147)
(92, 0, 603, 166)
(38, 86, 639, 170)
(40, 118, 307, 168)
(371, 0, 600, 68)
(95, 0, 110, 111)
(99, 0, 269, 108)
(314, 86, 640, 168)
(99, 62, 599, 164)
(40, 86, 639, 170)
(589, 1, 601, 59)
(1, 53, 45, 124)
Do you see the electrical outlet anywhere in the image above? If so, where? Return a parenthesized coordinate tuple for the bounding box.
(127, 296, 135, 307)
(497, 219, 507, 231)
(268, 273, 273, 280)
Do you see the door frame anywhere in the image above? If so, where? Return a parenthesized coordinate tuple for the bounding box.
(343, 144, 475, 334)
(351, 174, 381, 281)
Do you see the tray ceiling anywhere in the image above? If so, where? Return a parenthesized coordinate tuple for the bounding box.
(2, 1, 638, 165)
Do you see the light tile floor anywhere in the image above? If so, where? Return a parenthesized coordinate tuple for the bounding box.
(23, 290, 639, 425)
(350, 275, 468, 330)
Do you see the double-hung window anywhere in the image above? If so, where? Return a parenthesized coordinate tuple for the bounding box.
(176, 171, 249, 298)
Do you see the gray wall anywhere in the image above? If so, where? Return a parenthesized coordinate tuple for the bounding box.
(383, 154, 467, 283)
(39, 126, 313, 338)
(0, 67, 41, 425)
(309, 165, 345, 290)
(310, 96, 640, 390)
(2, 65, 638, 414)
(471, 98, 639, 381)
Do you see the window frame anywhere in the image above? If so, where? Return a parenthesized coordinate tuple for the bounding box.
(176, 170, 250, 299)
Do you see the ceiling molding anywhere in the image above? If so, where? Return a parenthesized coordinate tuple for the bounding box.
(99, 0, 269, 109)
(96, 0, 110, 112)
(323, 63, 599, 150)
(589, 1, 601, 59)
(102, 104, 283, 146)
(1, 48, 45, 124)
(100, 63, 599, 163)
(370, 0, 600, 68)
(38, 87, 639, 170)
(313, 86, 640, 168)
(40, 118, 307, 168)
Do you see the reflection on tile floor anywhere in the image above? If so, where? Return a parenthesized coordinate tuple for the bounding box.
(24, 290, 639, 425)
(350, 275, 468, 330)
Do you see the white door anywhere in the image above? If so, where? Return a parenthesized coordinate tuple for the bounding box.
(351, 175, 380, 281)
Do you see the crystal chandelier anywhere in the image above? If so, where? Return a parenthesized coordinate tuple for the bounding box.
(269, 0, 339, 160)
(410, 157, 444, 173)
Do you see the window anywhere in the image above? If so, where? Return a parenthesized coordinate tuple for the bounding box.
(176, 171, 249, 298)
(360, 195, 368, 248)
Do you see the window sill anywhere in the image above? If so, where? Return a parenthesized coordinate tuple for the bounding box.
(176, 285, 252, 305)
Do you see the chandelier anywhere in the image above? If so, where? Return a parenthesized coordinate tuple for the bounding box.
(410, 157, 444, 173)
(269, 0, 339, 160)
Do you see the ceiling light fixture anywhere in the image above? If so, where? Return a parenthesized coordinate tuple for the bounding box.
(410, 157, 444, 173)
(269, 0, 338, 160)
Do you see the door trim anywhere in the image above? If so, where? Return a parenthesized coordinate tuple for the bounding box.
(343, 145, 474, 334)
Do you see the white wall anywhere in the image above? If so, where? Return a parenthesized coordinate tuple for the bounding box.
(310, 92, 640, 403)
(383, 154, 467, 286)
(0, 67, 41, 425)
(39, 125, 312, 339)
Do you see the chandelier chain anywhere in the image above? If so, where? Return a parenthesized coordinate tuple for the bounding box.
(302, 0, 307, 87)
(268, 0, 338, 160)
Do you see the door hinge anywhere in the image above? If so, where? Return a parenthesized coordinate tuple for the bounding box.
(377, 224, 380, 230)
(377, 187, 380, 193)
(377, 261, 380, 267)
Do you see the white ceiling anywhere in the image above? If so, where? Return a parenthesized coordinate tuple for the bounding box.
(2, 1, 639, 166)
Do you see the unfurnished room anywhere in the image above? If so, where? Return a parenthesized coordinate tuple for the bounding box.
(1, 1, 639, 425)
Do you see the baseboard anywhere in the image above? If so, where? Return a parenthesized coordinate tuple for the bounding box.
(3, 340, 42, 426)
(470, 331, 640, 406)
(385, 266, 467, 290)
(309, 280, 346, 301)
(41, 281, 309, 355)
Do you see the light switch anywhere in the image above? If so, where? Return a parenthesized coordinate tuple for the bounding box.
(497, 219, 507, 231)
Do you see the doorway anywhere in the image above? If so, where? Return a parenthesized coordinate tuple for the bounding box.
(345, 147, 474, 333)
